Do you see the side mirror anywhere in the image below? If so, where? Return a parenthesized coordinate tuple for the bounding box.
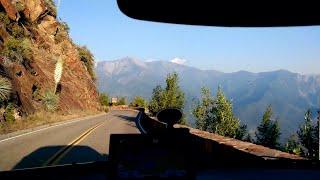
(156, 108, 182, 128)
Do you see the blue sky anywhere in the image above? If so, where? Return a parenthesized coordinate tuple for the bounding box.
(58, 0, 320, 74)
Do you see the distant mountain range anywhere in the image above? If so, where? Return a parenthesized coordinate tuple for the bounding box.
(95, 57, 320, 140)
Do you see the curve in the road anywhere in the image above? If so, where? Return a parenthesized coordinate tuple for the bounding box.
(0, 110, 139, 171)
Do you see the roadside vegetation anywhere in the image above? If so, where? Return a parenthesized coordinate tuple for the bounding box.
(191, 84, 319, 159)
(44, 0, 57, 16)
(0, 110, 100, 135)
(148, 72, 185, 124)
(193, 87, 248, 139)
(130, 96, 146, 108)
(116, 97, 127, 106)
(0, 77, 12, 101)
(142, 71, 319, 159)
(0, 37, 32, 65)
(77, 46, 96, 81)
(99, 93, 109, 112)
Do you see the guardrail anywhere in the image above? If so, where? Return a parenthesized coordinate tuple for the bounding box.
(135, 111, 167, 134)
(135, 110, 304, 161)
(175, 124, 304, 160)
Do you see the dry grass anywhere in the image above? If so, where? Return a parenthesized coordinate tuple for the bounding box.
(0, 109, 102, 135)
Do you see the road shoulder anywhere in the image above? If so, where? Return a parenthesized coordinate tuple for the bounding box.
(0, 113, 107, 142)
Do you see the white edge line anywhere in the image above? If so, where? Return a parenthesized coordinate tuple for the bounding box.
(137, 112, 147, 134)
(0, 114, 106, 144)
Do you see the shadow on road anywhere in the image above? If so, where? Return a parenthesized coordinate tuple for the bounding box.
(115, 115, 136, 122)
(13, 145, 107, 170)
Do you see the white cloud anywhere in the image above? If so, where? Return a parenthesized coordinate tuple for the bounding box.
(170, 57, 187, 65)
(145, 58, 156, 62)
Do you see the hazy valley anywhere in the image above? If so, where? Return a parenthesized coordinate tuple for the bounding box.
(96, 57, 320, 139)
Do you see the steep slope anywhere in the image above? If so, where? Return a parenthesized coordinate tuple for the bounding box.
(0, 0, 100, 115)
(96, 57, 320, 138)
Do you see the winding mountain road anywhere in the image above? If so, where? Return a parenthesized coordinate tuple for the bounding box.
(0, 110, 139, 171)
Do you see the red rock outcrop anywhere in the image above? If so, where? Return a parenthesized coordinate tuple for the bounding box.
(0, 0, 18, 20)
(0, 0, 100, 114)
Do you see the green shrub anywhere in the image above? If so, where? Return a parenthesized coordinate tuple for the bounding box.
(0, 77, 12, 102)
(4, 103, 15, 122)
(60, 22, 70, 33)
(11, 23, 25, 38)
(0, 12, 10, 26)
(102, 106, 109, 113)
(130, 96, 146, 108)
(54, 30, 67, 44)
(31, 85, 42, 101)
(42, 90, 59, 112)
(77, 46, 96, 81)
(0, 37, 32, 64)
(117, 97, 126, 105)
(15, 1, 25, 12)
(99, 93, 109, 106)
(54, 22, 70, 43)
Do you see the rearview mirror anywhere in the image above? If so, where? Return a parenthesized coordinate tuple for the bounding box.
(117, 0, 320, 27)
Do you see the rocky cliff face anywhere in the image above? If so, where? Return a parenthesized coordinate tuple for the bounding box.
(0, 0, 100, 115)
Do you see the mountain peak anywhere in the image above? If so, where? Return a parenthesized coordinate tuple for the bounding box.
(116, 57, 147, 67)
(97, 57, 147, 76)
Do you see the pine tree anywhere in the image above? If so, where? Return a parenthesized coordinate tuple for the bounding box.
(99, 93, 109, 106)
(235, 124, 248, 140)
(192, 86, 243, 138)
(148, 85, 165, 116)
(163, 72, 185, 110)
(130, 96, 146, 108)
(209, 87, 240, 137)
(284, 134, 302, 155)
(192, 87, 214, 131)
(255, 105, 281, 149)
(244, 133, 253, 143)
(297, 109, 319, 159)
(148, 72, 185, 124)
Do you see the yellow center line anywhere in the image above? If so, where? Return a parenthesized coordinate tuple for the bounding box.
(43, 121, 105, 166)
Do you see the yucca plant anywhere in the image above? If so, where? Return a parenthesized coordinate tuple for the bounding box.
(42, 90, 59, 112)
(0, 77, 12, 102)
(54, 57, 64, 93)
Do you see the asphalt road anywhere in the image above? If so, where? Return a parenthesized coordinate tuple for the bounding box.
(0, 110, 139, 171)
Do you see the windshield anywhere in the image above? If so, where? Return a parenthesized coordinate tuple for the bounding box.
(0, 0, 319, 172)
